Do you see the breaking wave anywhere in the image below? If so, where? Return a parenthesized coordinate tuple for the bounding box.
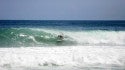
(0, 28, 125, 47)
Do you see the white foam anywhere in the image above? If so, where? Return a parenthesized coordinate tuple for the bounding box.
(19, 33, 27, 37)
(67, 31, 125, 45)
(0, 46, 125, 70)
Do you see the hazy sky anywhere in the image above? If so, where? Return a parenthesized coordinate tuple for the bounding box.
(0, 0, 125, 20)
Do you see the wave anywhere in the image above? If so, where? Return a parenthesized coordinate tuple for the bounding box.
(0, 28, 125, 47)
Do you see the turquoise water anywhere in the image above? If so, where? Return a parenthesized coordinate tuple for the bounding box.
(0, 28, 125, 47)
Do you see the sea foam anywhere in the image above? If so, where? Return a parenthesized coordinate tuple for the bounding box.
(0, 46, 125, 70)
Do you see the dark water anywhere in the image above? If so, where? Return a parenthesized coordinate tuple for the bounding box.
(0, 20, 125, 30)
(0, 20, 125, 47)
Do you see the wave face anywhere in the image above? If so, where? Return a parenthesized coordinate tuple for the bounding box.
(0, 28, 125, 47)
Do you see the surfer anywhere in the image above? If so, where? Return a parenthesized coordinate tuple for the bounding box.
(58, 35, 64, 40)
(57, 33, 64, 41)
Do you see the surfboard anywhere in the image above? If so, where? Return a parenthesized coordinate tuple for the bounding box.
(57, 40, 63, 42)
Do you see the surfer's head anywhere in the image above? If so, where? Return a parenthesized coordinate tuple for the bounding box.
(58, 35, 64, 40)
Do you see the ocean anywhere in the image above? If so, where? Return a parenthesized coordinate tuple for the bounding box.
(0, 20, 125, 70)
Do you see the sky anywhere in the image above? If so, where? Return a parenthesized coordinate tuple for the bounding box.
(0, 0, 125, 20)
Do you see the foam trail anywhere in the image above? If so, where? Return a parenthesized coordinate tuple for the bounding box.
(0, 46, 125, 70)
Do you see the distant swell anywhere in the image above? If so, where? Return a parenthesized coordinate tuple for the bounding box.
(0, 28, 125, 47)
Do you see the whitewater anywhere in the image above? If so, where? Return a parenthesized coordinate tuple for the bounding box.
(0, 20, 125, 70)
(0, 46, 125, 70)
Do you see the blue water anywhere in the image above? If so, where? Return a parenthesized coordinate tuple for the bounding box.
(0, 20, 125, 30)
